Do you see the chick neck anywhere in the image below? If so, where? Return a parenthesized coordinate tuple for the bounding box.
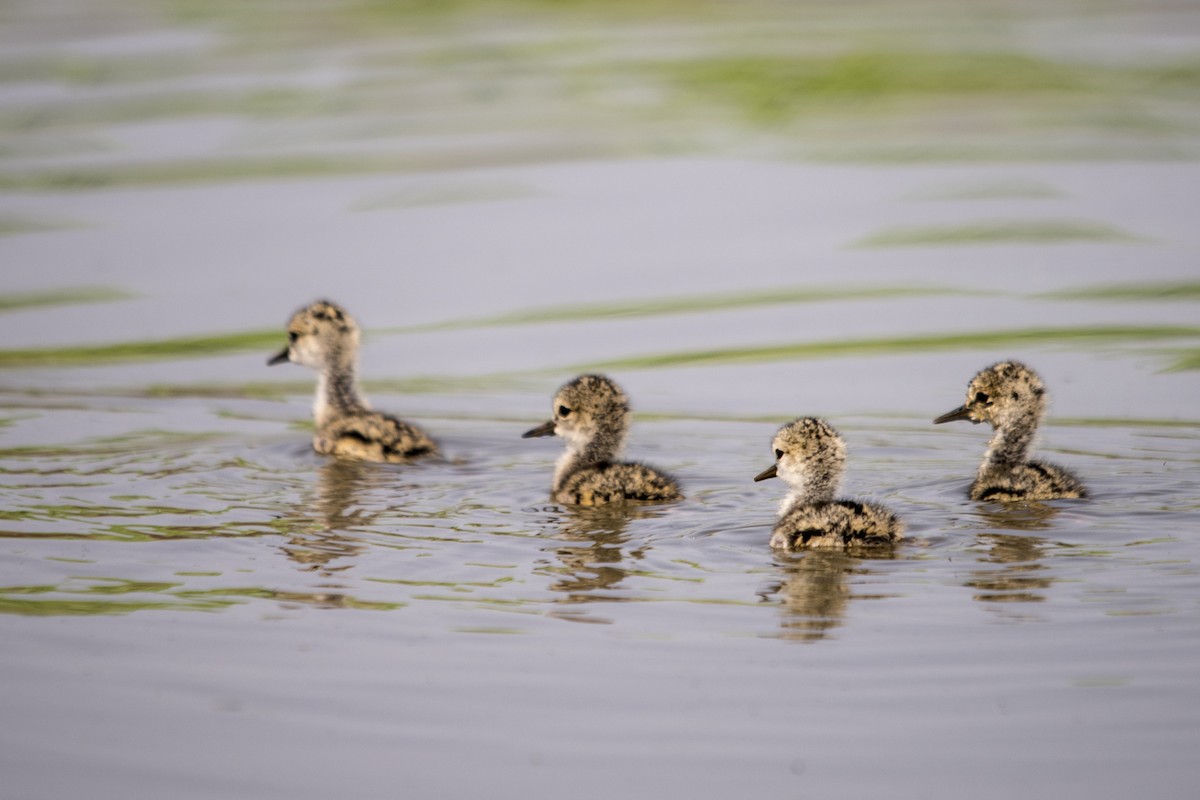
(553, 417, 627, 489)
(982, 403, 1042, 473)
(314, 345, 368, 427)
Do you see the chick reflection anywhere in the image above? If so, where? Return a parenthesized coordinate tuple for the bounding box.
(976, 500, 1061, 532)
(280, 460, 374, 575)
(965, 502, 1059, 604)
(761, 550, 894, 642)
(539, 506, 658, 606)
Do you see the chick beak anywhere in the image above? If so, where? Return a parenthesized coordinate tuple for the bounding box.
(267, 347, 291, 366)
(522, 420, 556, 439)
(753, 464, 778, 482)
(933, 405, 974, 424)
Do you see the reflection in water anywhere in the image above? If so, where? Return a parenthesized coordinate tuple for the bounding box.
(537, 506, 663, 618)
(278, 460, 374, 576)
(965, 503, 1059, 604)
(965, 532, 1053, 603)
(762, 549, 896, 643)
(975, 501, 1061, 532)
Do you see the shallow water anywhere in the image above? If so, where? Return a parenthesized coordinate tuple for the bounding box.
(3, 2, 1200, 799)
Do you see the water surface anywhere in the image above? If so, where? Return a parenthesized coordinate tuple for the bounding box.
(3, 2, 1200, 799)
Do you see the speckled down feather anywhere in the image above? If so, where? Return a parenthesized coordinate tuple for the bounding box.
(524, 374, 681, 506)
(268, 300, 437, 463)
(934, 361, 1087, 501)
(756, 418, 902, 551)
(316, 412, 437, 463)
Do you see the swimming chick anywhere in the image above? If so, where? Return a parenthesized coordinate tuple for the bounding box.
(934, 360, 1087, 501)
(522, 374, 682, 506)
(755, 418, 903, 550)
(267, 300, 437, 462)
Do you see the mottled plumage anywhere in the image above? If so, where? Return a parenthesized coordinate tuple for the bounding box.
(268, 300, 437, 462)
(755, 418, 902, 550)
(523, 374, 682, 506)
(934, 360, 1087, 501)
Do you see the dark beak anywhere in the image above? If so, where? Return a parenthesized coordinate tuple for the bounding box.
(522, 420, 556, 439)
(753, 464, 778, 482)
(933, 405, 974, 424)
(267, 346, 291, 366)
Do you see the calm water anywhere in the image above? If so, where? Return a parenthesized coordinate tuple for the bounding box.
(3, 2, 1200, 799)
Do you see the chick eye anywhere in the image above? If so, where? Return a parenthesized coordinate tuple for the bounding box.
(558, 405, 571, 417)
(774, 449, 783, 460)
(974, 391, 990, 405)
(288, 331, 299, 343)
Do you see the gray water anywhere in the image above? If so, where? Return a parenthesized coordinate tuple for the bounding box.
(3, 2, 1200, 799)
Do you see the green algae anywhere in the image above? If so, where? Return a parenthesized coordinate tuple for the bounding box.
(0, 580, 400, 615)
(0, 286, 132, 313)
(0, 596, 211, 616)
(1043, 282, 1200, 302)
(0, 330, 280, 368)
(907, 179, 1064, 201)
(139, 374, 529, 400)
(0, 578, 231, 616)
(855, 220, 1143, 248)
(573, 325, 1200, 372)
(1166, 349, 1200, 372)
(1052, 417, 1200, 429)
(0, 215, 84, 237)
(0, 142, 614, 191)
(389, 285, 972, 333)
(666, 51, 1093, 124)
(173, 586, 404, 610)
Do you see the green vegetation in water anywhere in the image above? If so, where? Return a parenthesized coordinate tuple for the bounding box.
(0, 431, 219, 459)
(140, 373, 531, 400)
(0, 52, 207, 87)
(805, 140, 1196, 165)
(0, 329, 281, 368)
(666, 51, 1090, 124)
(0, 580, 387, 615)
(174, 586, 404, 611)
(142, 381, 306, 400)
(390, 285, 972, 333)
(0, 85, 329, 135)
(170, 0, 732, 33)
(907, 179, 1064, 201)
(1041, 282, 1200, 302)
(854, 220, 1143, 247)
(69, 578, 181, 595)
(0, 286, 132, 313)
(0, 578, 235, 616)
(1166, 349, 1200, 372)
(6, 1, 1197, 181)
(1052, 417, 1200, 429)
(655, 46, 1200, 161)
(0, 596, 208, 616)
(573, 325, 1200, 371)
(0, 214, 83, 237)
(0, 143, 613, 192)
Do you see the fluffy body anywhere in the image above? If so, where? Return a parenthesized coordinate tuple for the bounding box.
(315, 413, 436, 462)
(555, 461, 681, 506)
(268, 300, 437, 462)
(524, 374, 681, 506)
(934, 361, 1087, 501)
(756, 417, 902, 551)
(770, 499, 903, 550)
